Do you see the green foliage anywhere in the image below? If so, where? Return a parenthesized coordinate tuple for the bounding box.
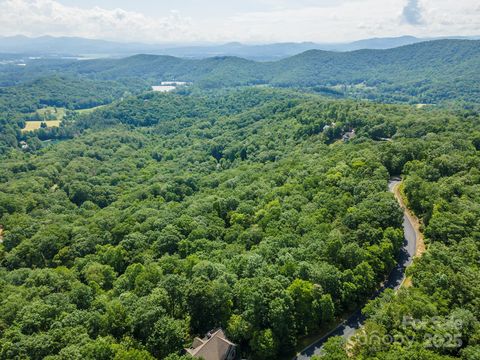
(0, 86, 478, 360)
(11, 39, 477, 104)
(350, 108, 480, 359)
(249, 329, 278, 360)
(313, 337, 349, 360)
(1, 39, 479, 155)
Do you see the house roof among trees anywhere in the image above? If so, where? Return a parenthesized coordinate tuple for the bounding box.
(186, 329, 235, 360)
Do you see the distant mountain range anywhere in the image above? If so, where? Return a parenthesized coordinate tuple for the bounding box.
(1, 35, 479, 60)
(1, 39, 479, 103)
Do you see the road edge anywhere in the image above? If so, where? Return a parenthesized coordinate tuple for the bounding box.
(391, 181, 425, 258)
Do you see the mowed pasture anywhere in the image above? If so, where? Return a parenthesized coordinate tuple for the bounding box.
(22, 120, 61, 132)
(37, 107, 66, 120)
(22, 106, 65, 132)
(75, 104, 108, 114)
(21, 105, 107, 132)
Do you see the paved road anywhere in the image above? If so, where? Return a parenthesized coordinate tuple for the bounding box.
(293, 178, 417, 360)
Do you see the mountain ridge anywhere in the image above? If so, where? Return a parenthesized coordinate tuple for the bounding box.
(1, 34, 479, 60)
(2, 39, 479, 104)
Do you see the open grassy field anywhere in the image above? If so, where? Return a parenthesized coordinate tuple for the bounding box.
(36, 107, 66, 120)
(22, 107, 64, 132)
(75, 104, 108, 114)
(22, 120, 61, 132)
(22, 105, 108, 132)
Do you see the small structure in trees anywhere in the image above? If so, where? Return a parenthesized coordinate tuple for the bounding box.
(185, 328, 237, 360)
(19, 141, 29, 150)
(342, 129, 356, 142)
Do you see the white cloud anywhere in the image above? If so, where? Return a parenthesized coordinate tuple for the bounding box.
(0, 0, 194, 43)
(401, 0, 424, 25)
(0, 0, 479, 43)
(219, 0, 480, 42)
(222, 0, 404, 42)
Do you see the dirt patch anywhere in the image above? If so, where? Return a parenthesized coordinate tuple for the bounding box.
(402, 276, 413, 288)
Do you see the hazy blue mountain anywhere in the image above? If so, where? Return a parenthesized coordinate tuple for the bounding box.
(334, 35, 422, 50)
(1, 34, 479, 60)
(157, 42, 326, 60)
(0, 35, 158, 57)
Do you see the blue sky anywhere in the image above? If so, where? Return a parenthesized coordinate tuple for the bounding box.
(0, 0, 479, 43)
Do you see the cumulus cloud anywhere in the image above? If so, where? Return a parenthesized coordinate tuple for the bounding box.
(401, 0, 425, 25)
(225, 0, 405, 42)
(0, 0, 479, 43)
(0, 0, 194, 42)
(224, 0, 480, 42)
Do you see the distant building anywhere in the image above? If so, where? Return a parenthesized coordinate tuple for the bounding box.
(151, 85, 176, 92)
(185, 329, 237, 360)
(342, 129, 356, 142)
(152, 81, 190, 93)
(323, 122, 336, 132)
(161, 81, 188, 86)
(19, 141, 29, 150)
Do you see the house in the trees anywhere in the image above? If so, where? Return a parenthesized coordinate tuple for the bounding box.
(19, 141, 29, 150)
(342, 129, 356, 142)
(185, 328, 237, 360)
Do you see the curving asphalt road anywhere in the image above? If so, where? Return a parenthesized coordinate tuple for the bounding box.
(292, 178, 417, 360)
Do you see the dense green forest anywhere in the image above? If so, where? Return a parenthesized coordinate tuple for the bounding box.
(0, 87, 479, 359)
(0, 75, 148, 155)
(0, 38, 479, 360)
(60, 40, 480, 104)
(1, 39, 479, 156)
(2, 39, 479, 102)
(319, 110, 480, 359)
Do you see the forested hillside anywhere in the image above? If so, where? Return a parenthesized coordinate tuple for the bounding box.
(320, 109, 480, 360)
(1, 39, 479, 156)
(0, 88, 479, 359)
(2, 39, 479, 102)
(0, 75, 148, 155)
(272, 40, 480, 103)
(65, 40, 480, 103)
